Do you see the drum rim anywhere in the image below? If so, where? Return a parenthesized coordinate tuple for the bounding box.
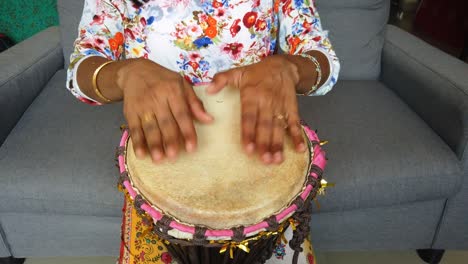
(117, 122, 326, 241)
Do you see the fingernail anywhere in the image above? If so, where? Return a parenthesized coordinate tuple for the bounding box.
(245, 143, 255, 154)
(166, 147, 177, 158)
(186, 142, 196, 153)
(136, 149, 146, 159)
(152, 150, 163, 161)
(273, 152, 283, 163)
(205, 113, 214, 122)
(262, 152, 272, 164)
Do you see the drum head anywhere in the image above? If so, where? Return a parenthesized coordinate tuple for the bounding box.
(125, 86, 311, 229)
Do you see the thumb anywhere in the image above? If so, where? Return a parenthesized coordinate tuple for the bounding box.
(207, 69, 241, 94)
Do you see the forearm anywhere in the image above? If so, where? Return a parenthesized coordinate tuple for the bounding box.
(282, 51, 331, 95)
(76, 57, 132, 103)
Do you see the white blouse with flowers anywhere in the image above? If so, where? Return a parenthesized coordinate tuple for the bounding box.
(67, 0, 340, 104)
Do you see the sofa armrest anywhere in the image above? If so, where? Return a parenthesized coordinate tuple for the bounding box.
(0, 26, 63, 145)
(381, 25, 468, 163)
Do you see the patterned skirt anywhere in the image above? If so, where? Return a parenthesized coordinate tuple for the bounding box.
(118, 196, 317, 264)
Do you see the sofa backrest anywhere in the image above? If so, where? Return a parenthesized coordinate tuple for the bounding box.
(315, 0, 390, 80)
(58, 0, 389, 80)
(57, 0, 84, 68)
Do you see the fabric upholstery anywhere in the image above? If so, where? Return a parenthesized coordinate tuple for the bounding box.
(0, 70, 125, 217)
(382, 25, 468, 160)
(57, 0, 85, 68)
(382, 25, 468, 250)
(298, 80, 463, 213)
(0, 201, 444, 256)
(0, 229, 10, 257)
(0, 213, 120, 257)
(315, 0, 389, 80)
(0, 26, 63, 146)
(434, 168, 468, 249)
(311, 199, 446, 251)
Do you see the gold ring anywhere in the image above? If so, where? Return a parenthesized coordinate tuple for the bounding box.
(274, 113, 289, 129)
(141, 113, 155, 124)
(274, 113, 289, 121)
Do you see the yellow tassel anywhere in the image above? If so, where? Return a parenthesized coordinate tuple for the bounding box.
(318, 179, 335, 196)
(314, 197, 321, 210)
(288, 218, 297, 231)
(319, 140, 329, 146)
(219, 241, 250, 259)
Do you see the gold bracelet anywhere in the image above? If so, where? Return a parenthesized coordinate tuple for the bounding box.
(298, 53, 322, 96)
(92, 60, 114, 103)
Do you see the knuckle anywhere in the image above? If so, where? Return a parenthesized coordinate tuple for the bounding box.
(242, 115, 256, 124)
(180, 123, 195, 135)
(174, 110, 190, 120)
(242, 131, 255, 140)
(129, 129, 141, 139)
(158, 117, 172, 127)
(257, 143, 269, 152)
(147, 138, 162, 149)
(272, 143, 283, 152)
(258, 119, 272, 128)
(142, 121, 158, 131)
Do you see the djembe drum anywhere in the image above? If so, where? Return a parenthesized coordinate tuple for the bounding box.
(116, 86, 326, 264)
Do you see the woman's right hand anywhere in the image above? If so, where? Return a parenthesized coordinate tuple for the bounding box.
(116, 58, 213, 163)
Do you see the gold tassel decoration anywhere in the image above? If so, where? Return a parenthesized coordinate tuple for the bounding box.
(288, 218, 297, 231)
(319, 140, 329, 146)
(314, 178, 336, 211)
(317, 179, 335, 196)
(219, 241, 250, 259)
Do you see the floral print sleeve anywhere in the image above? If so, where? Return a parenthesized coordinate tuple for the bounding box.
(277, 0, 340, 95)
(67, 0, 340, 104)
(66, 0, 127, 105)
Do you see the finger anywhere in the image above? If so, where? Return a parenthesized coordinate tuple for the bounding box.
(185, 83, 214, 123)
(287, 113, 306, 152)
(241, 95, 258, 155)
(256, 101, 274, 164)
(126, 113, 147, 159)
(168, 93, 198, 153)
(141, 113, 164, 163)
(207, 71, 230, 94)
(284, 88, 306, 152)
(154, 100, 180, 159)
(271, 114, 286, 164)
(208, 68, 242, 94)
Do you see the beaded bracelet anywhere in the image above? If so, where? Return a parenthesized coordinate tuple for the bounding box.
(298, 53, 322, 96)
(92, 60, 114, 103)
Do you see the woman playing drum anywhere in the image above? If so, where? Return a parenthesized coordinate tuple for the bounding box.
(67, 0, 340, 263)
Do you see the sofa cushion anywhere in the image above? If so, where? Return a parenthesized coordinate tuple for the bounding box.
(0, 70, 124, 217)
(0, 233, 9, 257)
(315, 0, 390, 80)
(57, 0, 84, 68)
(58, 0, 390, 79)
(298, 80, 463, 213)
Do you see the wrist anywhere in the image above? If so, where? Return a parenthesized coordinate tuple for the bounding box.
(269, 54, 301, 86)
(115, 58, 142, 92)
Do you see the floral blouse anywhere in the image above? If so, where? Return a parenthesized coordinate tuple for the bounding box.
(67, 0, 340, 104)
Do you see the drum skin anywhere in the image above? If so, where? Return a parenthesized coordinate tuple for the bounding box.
(125, 85, 311, 229)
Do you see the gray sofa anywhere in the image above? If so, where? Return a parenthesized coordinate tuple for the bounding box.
(1, 0, 467, 259)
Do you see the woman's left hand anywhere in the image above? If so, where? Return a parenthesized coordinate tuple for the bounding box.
(207, 55, 307, 165)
